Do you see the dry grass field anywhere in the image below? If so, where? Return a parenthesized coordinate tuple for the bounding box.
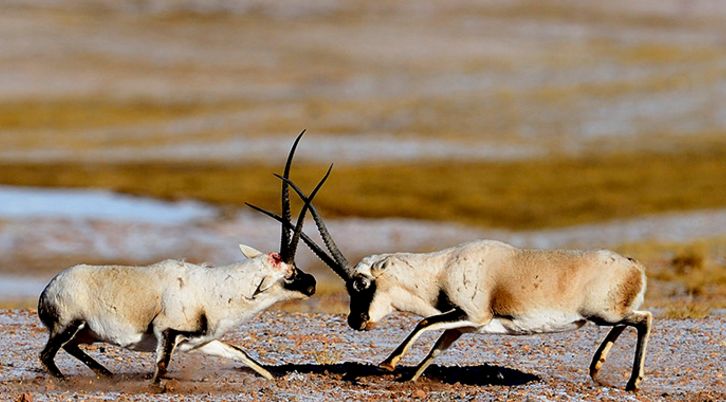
(1, 147, 725, 230)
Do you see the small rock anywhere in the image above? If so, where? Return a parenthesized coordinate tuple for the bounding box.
(162, 379, 180, 393)
(16, 393, 32, 402)
(413, 389, 426, 399)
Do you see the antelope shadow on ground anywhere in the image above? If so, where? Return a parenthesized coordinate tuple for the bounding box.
(268, 362, 540, 386)
(27, 363, 539, 392)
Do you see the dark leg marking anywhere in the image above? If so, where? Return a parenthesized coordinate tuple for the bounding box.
(403, 328, 465, 381)
(434, 289, 456, 313)
(380, 308, 469, 371)
(587, 311, 653, 391)
(63, 341, 113, 378)
(589, 325, 626, 380)
(39, 320, 84, 379)
(151, 313, 209, 384)
(625, 311, 652, 391)
(177, 313, 209, 339)
(153, 329, 177, 384)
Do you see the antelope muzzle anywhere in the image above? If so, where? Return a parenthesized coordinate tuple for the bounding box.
(283, 269, 317, 297)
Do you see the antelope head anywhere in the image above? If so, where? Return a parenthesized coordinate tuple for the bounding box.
(249, 168, 397, 330)
(245, 130, 333, 299)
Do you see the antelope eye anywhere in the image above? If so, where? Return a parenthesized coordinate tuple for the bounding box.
(353, 277, 370, 292)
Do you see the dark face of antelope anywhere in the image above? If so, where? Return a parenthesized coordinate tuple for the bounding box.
(346, 275, 377, 330)
(262, 173, 381, 330)
(249, 133, 385, 330)
(281, 264, 317, 297)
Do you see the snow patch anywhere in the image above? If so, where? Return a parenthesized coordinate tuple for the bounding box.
(0, 135, 542, 164)
(0, 185, 217, 224)
(0, 275, 47, 299)
(0, 208, 724, 272)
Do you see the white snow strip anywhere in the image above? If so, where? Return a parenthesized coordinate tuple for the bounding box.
(0, 208, 725, 301)
(0, 135, 542, 164)
(0, 185, 217, 224)
(0, 275, 48, 299)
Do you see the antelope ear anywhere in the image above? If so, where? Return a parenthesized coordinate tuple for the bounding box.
(370, 257, 392, 278)
(239, 244, 263, 259)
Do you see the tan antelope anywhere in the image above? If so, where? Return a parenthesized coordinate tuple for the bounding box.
(38, 131, 326, 384)
(250, 176, 653, 391)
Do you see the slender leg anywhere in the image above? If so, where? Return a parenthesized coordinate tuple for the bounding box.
(39, 320, 83, 379)
(589, 325, 626, 380)
(63, 342, 113, 378)
(402, 328, 465, 382)
(379, 309, 473, 371)
(152, 329, 178, 384)
(625, 311, 652, 391)
(193, 340, 274, 380)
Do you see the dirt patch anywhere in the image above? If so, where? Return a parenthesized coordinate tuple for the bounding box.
(1, 309, 723, 401)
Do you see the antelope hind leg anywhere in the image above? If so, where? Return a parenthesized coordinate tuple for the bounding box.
(589, 325, 626, 380)
(624, 311, 652, 392)
(39, 319, 84, 379)
(63, 341, 113, 378)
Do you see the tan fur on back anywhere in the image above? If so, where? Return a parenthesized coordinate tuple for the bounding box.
(369, 240, 646, 327)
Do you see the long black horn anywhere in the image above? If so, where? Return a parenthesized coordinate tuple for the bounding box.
(279, 129, 306, 262)
(285, 164, 333, 263)
(245, 203, 348, 279)
(274, 174, 351, 274)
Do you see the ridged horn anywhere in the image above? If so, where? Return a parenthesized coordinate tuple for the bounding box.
(284, 164, 333, 263)
(279, 129, 306, 262)
(273, 174, 353, 279)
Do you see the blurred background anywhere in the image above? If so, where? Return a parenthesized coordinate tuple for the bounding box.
(0, 0, 724, 316)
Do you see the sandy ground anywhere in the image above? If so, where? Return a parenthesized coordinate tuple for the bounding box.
(0, 309, 723, 401)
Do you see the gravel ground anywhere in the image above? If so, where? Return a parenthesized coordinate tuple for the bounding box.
(0, 309, 723, 401)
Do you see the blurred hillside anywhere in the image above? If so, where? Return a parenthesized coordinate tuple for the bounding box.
(1, 0, 725, 162)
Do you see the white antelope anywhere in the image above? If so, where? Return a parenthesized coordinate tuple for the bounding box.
(252, 177, 653, 391)
(38, 132, 326, 384)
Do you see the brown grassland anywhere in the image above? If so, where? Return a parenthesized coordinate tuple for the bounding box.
(0, 99, 219, 132)
(617, 237, 726, 318)
(0, 147, 723, 230)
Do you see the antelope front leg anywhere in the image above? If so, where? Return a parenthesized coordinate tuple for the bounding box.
(152, 329, 179, 384)
(401, 328, 465, 382)
(379, 309, 471, 372)
(194, 340, 274, 380)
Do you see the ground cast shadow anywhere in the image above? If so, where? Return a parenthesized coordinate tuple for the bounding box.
(33, 363, 538, 392)
(269, 361, 540, 386)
